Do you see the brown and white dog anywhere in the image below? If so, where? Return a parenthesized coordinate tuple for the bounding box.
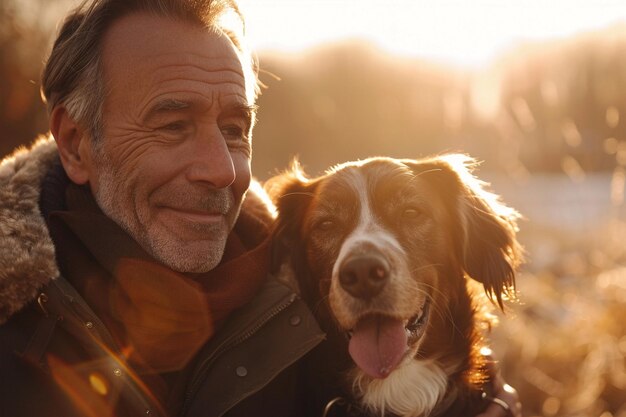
(267, 155, 521, 417)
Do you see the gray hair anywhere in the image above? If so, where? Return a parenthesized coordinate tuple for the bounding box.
(41, 0, 258, 144)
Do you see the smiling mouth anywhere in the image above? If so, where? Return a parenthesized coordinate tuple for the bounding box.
(160, 207, 226, 224)
(345, 299, 431, 379)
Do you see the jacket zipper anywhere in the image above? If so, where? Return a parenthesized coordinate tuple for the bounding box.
(54, 279, 120, 350)
(179, 293, 297, 417)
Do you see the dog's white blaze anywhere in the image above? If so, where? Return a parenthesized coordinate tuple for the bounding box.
(329, 169, 416, 328)
(354, 360, 448, 417)
(332, 170, 405, 280)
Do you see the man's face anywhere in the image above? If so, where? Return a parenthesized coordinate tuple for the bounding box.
(88, 13, 253, 273)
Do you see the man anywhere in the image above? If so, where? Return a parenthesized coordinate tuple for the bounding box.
(0, 0, 520, 416)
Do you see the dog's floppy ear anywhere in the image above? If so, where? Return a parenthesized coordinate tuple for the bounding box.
(265, 160, 317, 273)
(265, 160, 321, 302)
(417, 155, 522, 309)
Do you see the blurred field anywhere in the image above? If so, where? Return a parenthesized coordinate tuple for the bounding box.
(490, 176, 626, 417)
(1, 1, 626, 416)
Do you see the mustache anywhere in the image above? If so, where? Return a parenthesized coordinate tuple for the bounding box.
(155, 187, 234, 214)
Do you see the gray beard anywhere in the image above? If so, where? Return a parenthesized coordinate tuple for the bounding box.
(92, 158, 239, 273)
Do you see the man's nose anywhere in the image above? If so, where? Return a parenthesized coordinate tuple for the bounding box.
(185, 129, 236, 188)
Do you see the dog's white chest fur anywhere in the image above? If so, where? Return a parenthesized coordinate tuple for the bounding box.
(353, 360, 448, 417)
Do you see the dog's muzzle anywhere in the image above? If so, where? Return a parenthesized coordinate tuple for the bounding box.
(338, 253, 390, 300)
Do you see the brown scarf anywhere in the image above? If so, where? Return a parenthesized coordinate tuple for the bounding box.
(48, 184, 271, 375)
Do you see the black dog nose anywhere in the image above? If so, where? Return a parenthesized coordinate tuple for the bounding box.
(339, 255, 390, 299)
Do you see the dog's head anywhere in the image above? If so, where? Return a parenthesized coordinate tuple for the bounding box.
(268, 155, 521, 381)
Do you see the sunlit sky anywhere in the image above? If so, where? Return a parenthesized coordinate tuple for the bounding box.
(239, 0, 626, 68)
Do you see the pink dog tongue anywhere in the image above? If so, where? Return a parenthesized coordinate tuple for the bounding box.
(348, 315, 408, 379)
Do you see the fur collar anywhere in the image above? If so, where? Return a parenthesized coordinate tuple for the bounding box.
(0, 135, 60, 324)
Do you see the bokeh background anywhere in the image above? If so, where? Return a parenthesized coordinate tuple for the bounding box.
(2, 1, 626, 415)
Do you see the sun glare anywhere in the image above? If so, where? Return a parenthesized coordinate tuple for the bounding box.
(239, 0, 626, 67)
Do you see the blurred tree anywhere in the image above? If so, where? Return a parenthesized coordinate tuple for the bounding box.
(0, 0, 72, 157)
(251, 28, 626, 179)
(253, 42, 463, 178)
(497, 30, 626, 174)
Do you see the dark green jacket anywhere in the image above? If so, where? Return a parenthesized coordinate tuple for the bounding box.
(0, 137, 327, 417)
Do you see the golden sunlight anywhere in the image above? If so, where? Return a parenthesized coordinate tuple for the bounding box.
(240, 0, 626, 67)
(2, 1, 626, 416)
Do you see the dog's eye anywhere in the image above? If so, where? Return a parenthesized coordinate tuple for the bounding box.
(313, 219, 336, 231)
(401, 207, 423, 219)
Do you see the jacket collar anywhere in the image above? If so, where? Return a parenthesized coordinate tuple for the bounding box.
(0, 135, 60, 324)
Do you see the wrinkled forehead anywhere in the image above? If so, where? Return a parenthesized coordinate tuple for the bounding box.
(102, 12, 253, 104)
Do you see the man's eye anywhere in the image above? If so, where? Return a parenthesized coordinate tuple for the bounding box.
(221, 125, 246, 141)
(161, 121, 187, 132)
(222, 124, 248, 141)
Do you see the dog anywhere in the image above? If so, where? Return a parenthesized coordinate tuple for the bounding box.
(266, 155, 521, 417)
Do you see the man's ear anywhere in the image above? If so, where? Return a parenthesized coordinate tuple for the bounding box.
(50, 105, 93, 185)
